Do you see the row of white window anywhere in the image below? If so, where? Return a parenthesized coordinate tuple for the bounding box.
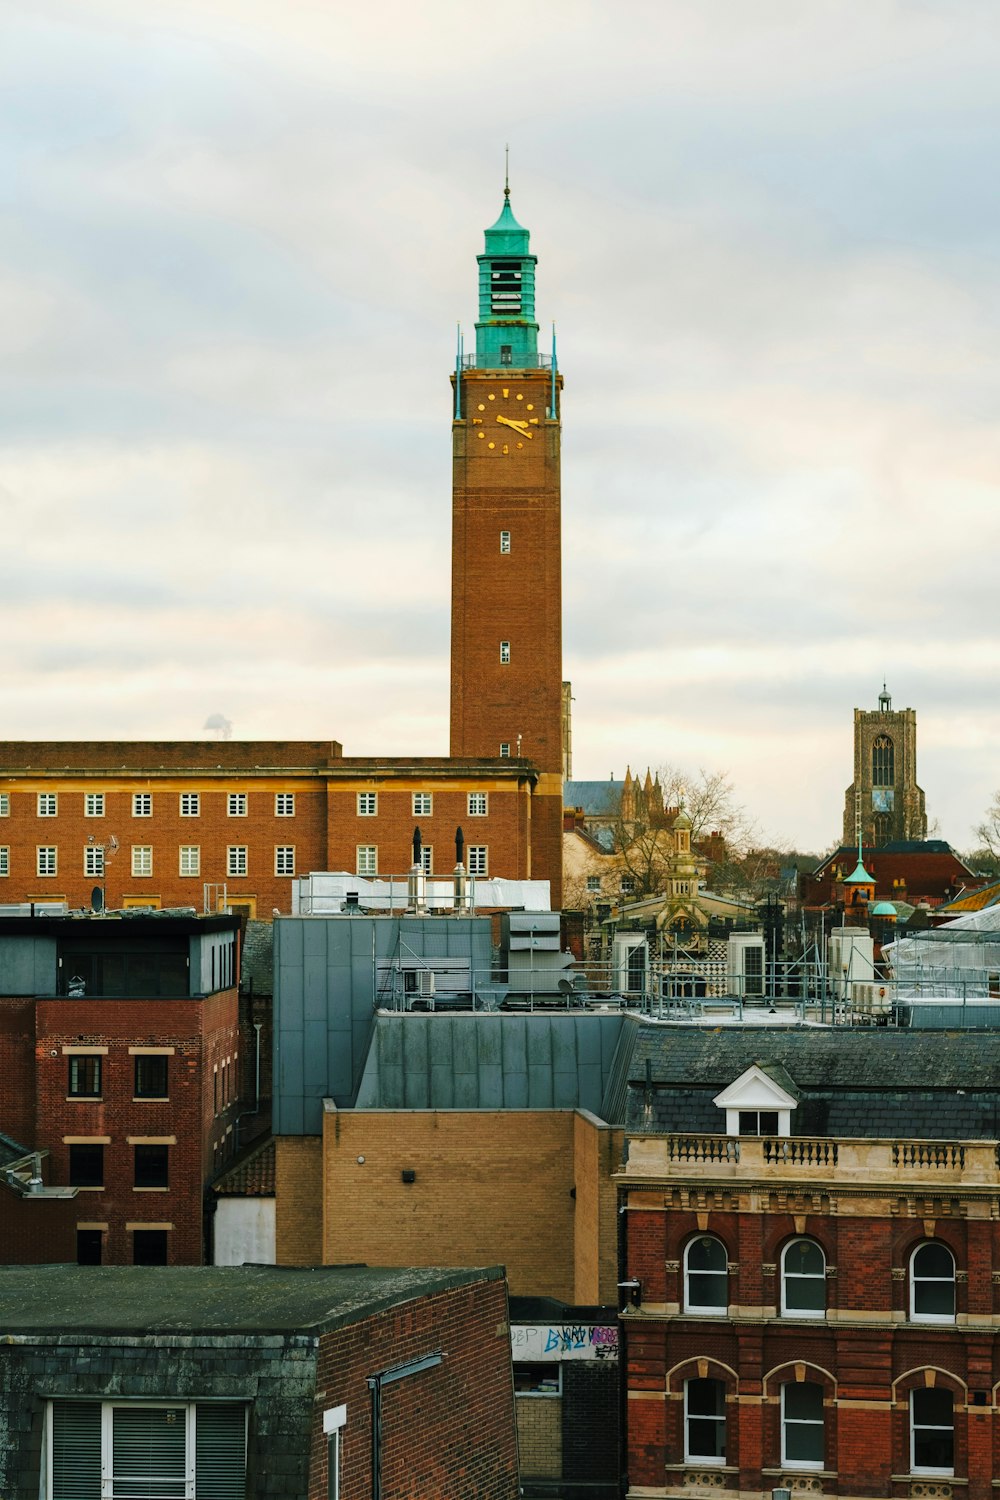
(16, 791, 493, 818)
(19, 792, 296, 818)
(14, 844, 491, 880)
(358, 845, 488, 877)
(17, 846, 293, 879)
(680, 1375, 955, 1476)
(683, 1235, 960, 1322)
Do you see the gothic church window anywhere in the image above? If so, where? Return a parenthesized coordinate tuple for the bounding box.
(872, 734, 894, 787)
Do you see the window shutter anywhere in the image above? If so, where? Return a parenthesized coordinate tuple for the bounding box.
(195, 1404, 247, 1498)
(51, 1401, 101, 1500)
(112, 1406, 186, 1495)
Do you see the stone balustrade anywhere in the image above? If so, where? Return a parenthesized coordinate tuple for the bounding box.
(621, 1132, 1000, 1188)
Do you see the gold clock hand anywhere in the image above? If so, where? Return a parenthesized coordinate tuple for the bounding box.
(496, 415, 532, 437)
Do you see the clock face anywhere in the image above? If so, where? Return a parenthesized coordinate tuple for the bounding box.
(470, 385, 541, 455)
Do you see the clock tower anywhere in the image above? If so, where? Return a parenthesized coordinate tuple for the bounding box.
(450, 186, 564, 903)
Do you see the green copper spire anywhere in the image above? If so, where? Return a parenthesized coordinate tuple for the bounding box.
(475, 169, 538, 369)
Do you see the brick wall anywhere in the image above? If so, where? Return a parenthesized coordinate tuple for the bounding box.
(28, 989, 240, 1265)
(623, 1195, 1000, 1500)
(451, 369, 564, 787)
(274, 1133, 323, 1263)
(321, 1109, 579, 1298)
(572, 1113, 623, 1304)
(0, 754, 555, 911)
(517, 1395, 563, 1478)
(310, 1272, 518, 1500)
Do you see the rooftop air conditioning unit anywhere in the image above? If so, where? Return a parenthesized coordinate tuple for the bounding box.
(417, 970, 436, 999)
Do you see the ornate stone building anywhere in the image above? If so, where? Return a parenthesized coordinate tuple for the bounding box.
(843, 685, 927, 847)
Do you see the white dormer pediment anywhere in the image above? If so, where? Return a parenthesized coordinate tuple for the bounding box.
(713, 1064, 798, 1112)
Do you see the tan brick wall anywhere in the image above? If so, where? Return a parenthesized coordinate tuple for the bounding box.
(572, 1113, 624, 1304)
(516, 1395, 562, 1479)
(322, 1109, 578, 1299)
(274, 1133, 322, 1264)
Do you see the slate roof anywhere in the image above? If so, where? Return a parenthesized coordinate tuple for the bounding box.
(563, 780, 624, 816)
(212, 1136, 275, 1197)
(0, 1130, 30, 1170)
(939, 880, 1000, 915)
(0, 1263, 505, 1335)
(241, 919, 274, 996)
(625, 1025, 1000, 1141)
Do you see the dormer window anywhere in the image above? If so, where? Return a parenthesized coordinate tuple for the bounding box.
(713, 1063, 799, 1138)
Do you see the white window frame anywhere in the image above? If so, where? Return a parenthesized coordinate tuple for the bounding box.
(227, 846, 248, 878)
(357, 792, 377, 816)
(0, 846, 8, 877)
(713, 1065, 797, 1138)
(227, 792, 247, 817)
(132, 845, 152, 878)
(85, 846, 104, 878)
(275, 845, 295, 877)
(46, 1398, 248, 1498)
(179, 845, 200, 878)
(0, 793, 8, 816)
(275, 792, 296, 817)
(499, 640, 510, 664)
(38, 792, 57, 817)
(683, 1234, 729, 1316)
(37, 846, 57, 877)
(909, 1241, 956, 1324)
(84, 793, 105, 818)
(467, 845, 488, 878)
(132, 793, 152, 817)
(910, 1387, 955, 1475)
(412, 793, 432, 816)
(357, 845, 377, 877)
(179, 792, 200, 818)
(418, 846, 432, 875)
(499, 743, 511, 758)
(586, 875, 602, 894)
(781, 1380, 825, 1470)
(683, 1377, 726, 1465)
(780, 1238, 826, 1318)
(500, 530, 511, 554)
(467, 792, 488, 817)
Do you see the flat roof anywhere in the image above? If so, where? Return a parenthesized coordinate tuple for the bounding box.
(0, 1263, 505, 1336)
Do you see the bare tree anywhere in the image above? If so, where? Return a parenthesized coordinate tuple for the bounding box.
(974, 791, 1000, 863)
(657, 765, 759, 858)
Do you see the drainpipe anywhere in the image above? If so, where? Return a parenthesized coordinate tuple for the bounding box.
(234, 1022, 264, 1151)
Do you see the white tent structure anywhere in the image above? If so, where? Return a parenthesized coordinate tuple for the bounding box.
(883, 900, 1000, 1000)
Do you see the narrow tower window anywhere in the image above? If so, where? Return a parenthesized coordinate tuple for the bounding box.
(500, 641, 510, 665)
(872, 734, 894, 787)
(500, 531, 511, 554)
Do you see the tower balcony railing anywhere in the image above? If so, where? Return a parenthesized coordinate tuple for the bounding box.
(460, 353, 553, 369)
(619, 1132, 1000, 1189)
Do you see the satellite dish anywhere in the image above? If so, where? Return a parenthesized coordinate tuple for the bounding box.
(91, 886, 104, 912)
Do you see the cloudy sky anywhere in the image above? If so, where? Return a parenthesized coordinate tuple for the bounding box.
(3, 0, 998, 852)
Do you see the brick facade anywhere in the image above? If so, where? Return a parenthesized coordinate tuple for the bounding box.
(620, 1153, 1000, 1499)
(0, 744, 556, 913)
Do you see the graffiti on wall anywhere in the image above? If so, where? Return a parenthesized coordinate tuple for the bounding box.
(510, 1323, 618, 1361)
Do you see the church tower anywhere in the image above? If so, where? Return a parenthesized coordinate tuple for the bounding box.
(842, 685, 927, 847)
(450, 184, 564, 902)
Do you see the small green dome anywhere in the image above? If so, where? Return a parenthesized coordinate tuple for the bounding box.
(844, 858, 874, 885)
(871, 901, 897, 917)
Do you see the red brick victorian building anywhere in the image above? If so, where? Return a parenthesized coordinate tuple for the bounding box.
(617, 1027, 1000, 1500)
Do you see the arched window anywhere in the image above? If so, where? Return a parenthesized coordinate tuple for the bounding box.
(910, 1388, 954, 1474)
(873, 812, 892, 846)
(684, 1377, 726, 1463)
(684, 1236, 728, 1315)
(781, 1381, 825, 1468)
(780, 1239, 826, 1317)
(872, 734, 894, 787)
(909, 1242, 956, 1323)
